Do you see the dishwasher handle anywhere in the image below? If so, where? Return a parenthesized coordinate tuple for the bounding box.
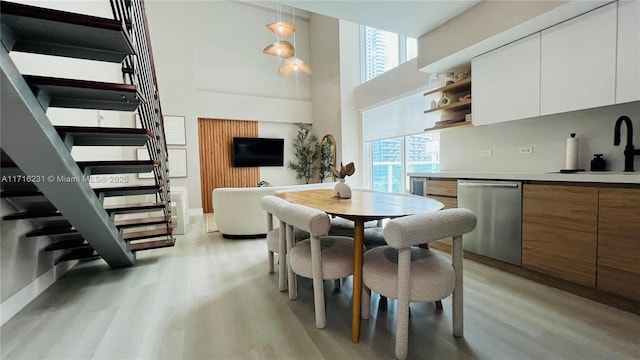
(458, 181, 520, 189)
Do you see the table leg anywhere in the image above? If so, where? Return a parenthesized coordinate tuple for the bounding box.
(351, 219, 365, 343)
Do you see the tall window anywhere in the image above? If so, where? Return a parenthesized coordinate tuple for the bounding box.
(362, 93, 440, 193)
(367, 134, 440, 194)
(361, 26, 417, 83)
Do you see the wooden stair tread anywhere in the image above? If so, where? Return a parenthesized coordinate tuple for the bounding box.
(105, 202, 166, 214)
(56, 248, 100, 263)
(130, 239, 175, 252)
(1, 185, 162, 198)
(3, 210, 62, 220)
(55, 126, 153, 146)
(45, 239, 91, 251)
(94, 184, 163, 197)
(23, 75, 144, 111)
(115, 216, 171, 228)
(78, 160, 158, 175)
(0, 1, 135, 62)
(27, 226, 76, 237)
(124, 228, 172, 242)
(0, 189, 44, 198)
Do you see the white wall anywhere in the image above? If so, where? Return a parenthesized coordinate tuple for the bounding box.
(441, 102, 640, 173)
(337, 20, 364, 188)
(309, 14, 342, 163)
(145, 1, 316, 211)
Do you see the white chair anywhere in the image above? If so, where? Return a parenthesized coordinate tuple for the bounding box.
(260, 195, 291, 291)
(361, 208, 477, 360)
(279, 201, 355, 329)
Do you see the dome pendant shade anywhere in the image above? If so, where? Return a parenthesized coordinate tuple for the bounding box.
(278, 57, 312, 77)
(263, 41, 295, 58)
(267, 21, 296, 36)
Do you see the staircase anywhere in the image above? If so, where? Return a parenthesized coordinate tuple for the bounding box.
(0, 0, 175, 268)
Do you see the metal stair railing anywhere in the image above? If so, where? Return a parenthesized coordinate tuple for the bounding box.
(111, 0, 171, 218)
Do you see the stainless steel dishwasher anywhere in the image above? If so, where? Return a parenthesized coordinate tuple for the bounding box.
(457, 180, 522, 266)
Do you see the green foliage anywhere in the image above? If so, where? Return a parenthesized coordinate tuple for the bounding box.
(318, 136, 334, 183)
(288, 124, 319, 184)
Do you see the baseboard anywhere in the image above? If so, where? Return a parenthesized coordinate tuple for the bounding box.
(222, 233, 266, 239)
(0, 260, 78, 326)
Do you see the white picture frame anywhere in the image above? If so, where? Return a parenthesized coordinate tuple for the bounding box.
(164, 115, 186, 145)
(136, 148, 187, 178)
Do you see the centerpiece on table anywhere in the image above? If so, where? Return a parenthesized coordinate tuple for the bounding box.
(332, 162, 355, 199)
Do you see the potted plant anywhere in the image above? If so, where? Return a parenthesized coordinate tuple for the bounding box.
(288, 123, 319, 184)
(332, 162, 355, 198)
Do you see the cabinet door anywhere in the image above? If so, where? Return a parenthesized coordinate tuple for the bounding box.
(597, 188, 640, 301)
(425, 179, 457, 197)
(616, 0, 640, 103)
(540, 2, 617, 115)
(472, 33, 540, 125)
(522, 184, 598, 287)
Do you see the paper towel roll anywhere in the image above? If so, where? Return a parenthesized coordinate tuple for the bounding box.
(565, 133, 579, 170)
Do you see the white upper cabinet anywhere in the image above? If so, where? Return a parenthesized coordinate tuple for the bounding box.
(472, 33, 541, 126)
(616, 0, 640, 104)
(540, 2, 618, 116)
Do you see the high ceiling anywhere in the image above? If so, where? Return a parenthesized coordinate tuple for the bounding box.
(282, 0, 480, 38)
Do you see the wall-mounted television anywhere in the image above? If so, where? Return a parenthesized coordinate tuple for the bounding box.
(232, 137, 284, 167)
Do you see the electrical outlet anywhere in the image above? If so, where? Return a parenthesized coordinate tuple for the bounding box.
(519, 146, 533, 155)
(480, 149, 492, 157)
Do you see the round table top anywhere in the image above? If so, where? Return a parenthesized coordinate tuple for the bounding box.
(276, 188, 444, 221)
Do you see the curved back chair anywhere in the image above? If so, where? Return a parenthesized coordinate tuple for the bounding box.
(278, 201, 355, 329)
(361, 208, 476, 360)
(260, 195, 291, 291)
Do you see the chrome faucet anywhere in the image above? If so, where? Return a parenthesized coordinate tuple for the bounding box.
(613, 116, 640, 172)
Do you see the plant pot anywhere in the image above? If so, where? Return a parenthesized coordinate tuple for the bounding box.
(334, 178, 352, 199)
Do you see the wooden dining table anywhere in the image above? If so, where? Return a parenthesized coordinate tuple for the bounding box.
(276, 188, 444, 343)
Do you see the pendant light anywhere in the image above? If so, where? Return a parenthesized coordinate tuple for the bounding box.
(278, 57, 312, 77)
(263, 3, 311, 77)
(266, 22, 296, 37)
(263, 40, 294, 58)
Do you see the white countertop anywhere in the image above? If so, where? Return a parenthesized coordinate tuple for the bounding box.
(408, 171, 640, 184)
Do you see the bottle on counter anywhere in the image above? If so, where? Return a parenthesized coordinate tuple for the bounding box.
(590, 154, 606, 171)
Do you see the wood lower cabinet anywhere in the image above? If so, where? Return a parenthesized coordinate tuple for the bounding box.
(522, 184, 598, 287)
(426, 179, 457, 247)
(597, 188, 640, 301)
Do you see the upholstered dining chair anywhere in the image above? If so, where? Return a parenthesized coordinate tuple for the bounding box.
(361, 208, 477, 360)
(328, 217, 386, 249)
(261, 195, 291, 291)
(278, 201, 356, 329)
(261, 195, 311, 291)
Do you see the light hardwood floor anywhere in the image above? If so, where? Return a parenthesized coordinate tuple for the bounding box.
(2, 216, 639, 359)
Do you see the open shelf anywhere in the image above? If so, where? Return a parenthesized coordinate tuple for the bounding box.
(424, 120, 473, 132)
(423, 98, 471, 115)
(423, 77, 471, 97)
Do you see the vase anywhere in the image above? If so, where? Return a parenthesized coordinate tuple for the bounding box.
(334, 178, 352, 199)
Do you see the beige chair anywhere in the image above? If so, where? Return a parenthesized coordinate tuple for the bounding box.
(260, 195, 291, 291)
(279, 201, 355, 329)
(261, 195, 311, 292)
(361, 208, 477, 360)
(328, 217, 386, 249)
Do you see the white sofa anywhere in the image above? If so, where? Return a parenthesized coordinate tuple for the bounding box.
(213, 182, 336, 238)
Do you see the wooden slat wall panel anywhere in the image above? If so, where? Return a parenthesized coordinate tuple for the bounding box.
(198, 118, 259, 213)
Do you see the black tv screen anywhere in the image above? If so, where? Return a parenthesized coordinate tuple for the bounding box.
(232, 137, 284, 167)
